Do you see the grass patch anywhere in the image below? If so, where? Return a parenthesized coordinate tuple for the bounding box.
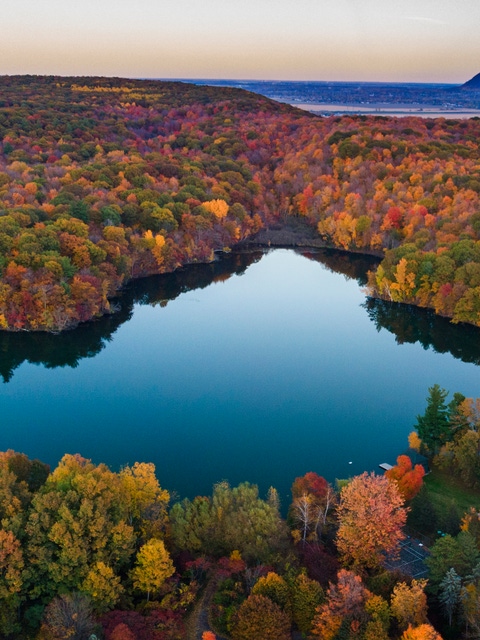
(425, 468, 480, 512)
(408, 467, 480, 538)
(425, 467, 480, 524)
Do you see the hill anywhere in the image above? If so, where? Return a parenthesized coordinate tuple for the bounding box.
(461, 72, 480, 89)
(1, 76, 480, 331)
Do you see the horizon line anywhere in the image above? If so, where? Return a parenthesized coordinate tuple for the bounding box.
(0, 72, 470, 86)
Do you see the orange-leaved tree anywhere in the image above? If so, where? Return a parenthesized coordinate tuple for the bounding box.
(336, 472, 407, 570)
(310, 569, 372, 639)
(230, 594, 291, 640)
(401, 624, 443, 640)
(385, 455, 425, 500)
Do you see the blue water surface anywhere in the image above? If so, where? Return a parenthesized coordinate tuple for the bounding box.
(1, 249, 480, 506)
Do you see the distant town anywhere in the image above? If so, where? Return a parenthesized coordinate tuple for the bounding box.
(182, 77, 480, 117)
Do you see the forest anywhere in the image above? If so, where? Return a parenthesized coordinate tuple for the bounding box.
(1, 76, 480, 331)
(3, 385, 480, 639)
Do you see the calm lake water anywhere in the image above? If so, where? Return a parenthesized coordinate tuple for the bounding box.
(2, 248, 480, 507)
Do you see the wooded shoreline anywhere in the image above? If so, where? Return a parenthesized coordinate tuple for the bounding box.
(2, 76, 480, 332)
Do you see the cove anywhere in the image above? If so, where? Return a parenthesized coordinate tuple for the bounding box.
(1, 248, 480, 507)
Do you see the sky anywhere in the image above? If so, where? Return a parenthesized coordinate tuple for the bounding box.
(2, 0, 479, 83)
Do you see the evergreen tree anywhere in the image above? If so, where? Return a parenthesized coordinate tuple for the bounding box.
(439, 568, 461, 626)
(448, 392, 467, 434)
(415, 384, 450, 454)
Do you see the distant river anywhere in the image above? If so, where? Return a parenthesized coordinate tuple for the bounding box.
(2, 249, 480, 506)
(293, 103, 480, 119)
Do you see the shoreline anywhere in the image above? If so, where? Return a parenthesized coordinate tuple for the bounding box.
(243, 224, 384, 259)
(0, 220, 473, 333)
(292, 102, 480, 119)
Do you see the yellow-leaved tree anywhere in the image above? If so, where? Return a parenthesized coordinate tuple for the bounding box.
(131, 538, 174, 601)
(82, 561, 123, 613)
(119, 461, 169, 538)
(391, 579, 428, 630)
(408, 431, 422, 452)
(202, 199, 229, 219)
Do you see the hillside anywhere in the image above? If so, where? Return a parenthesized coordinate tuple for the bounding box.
(462, 72, 480, 89)
(1, 76, 480, 331)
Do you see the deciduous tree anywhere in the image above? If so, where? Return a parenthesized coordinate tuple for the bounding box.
(385, 455, 425, 500)
(310, 569, 371, 639)
(336, 472, 407, 570)
(400, 624, 443, 640)
(230, 594, 290, 640)
(170, 481, 287, 563)
(131, 538, 175, 601)
(290, 572, 324, 635)
(40, 592, 97, 640)
(24, 454, 135, 600)
(251, 572, 290, 613)
(82, 561, 123, 613)
(390, 579, 428, 630)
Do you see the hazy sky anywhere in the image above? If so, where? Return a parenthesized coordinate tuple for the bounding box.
(2, 0, 479, 82)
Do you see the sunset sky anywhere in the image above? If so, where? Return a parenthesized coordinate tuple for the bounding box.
(2, 0, 479, 83)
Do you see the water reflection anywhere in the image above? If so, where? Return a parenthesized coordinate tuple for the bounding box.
(1, 247, 480, 382)
(0, 251, 262, 383)
(363, 297, 480, 366)
(302, 248, 379, 286)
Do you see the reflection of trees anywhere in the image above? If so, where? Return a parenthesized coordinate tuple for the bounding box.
(305, 249, 480, 365)
(0, 251, 262, 383)
(300, 249, 380, 285)
(363, 297, 480, 366)
(0, 312, 128, 383)
(3, 247, 480, 382)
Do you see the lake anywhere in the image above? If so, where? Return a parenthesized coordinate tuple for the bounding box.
(2, 248, 480, 508)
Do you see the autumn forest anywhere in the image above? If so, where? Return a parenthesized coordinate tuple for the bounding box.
(1, 76, 480, 331)
(3, 76, 480, 639)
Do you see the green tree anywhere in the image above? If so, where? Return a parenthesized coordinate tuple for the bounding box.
(170, 496, 213, 553)
(452, 430, 480, 487)
(251, 572, 290, 614)
(408, 486, 438, 535)
(426, 532, 479, 593)
(170, 482, 288, 563)
(415, 384, 451, 454)
(364, 594, 391, 640)
(290, 572, 324, 635)
(448, 392, 467, 434)
(439, 567, 461, 626)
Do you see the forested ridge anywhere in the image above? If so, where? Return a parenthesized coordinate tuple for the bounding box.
(1, 76, 480, 330)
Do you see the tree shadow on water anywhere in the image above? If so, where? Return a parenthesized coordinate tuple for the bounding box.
(0, 251, 262, 383)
